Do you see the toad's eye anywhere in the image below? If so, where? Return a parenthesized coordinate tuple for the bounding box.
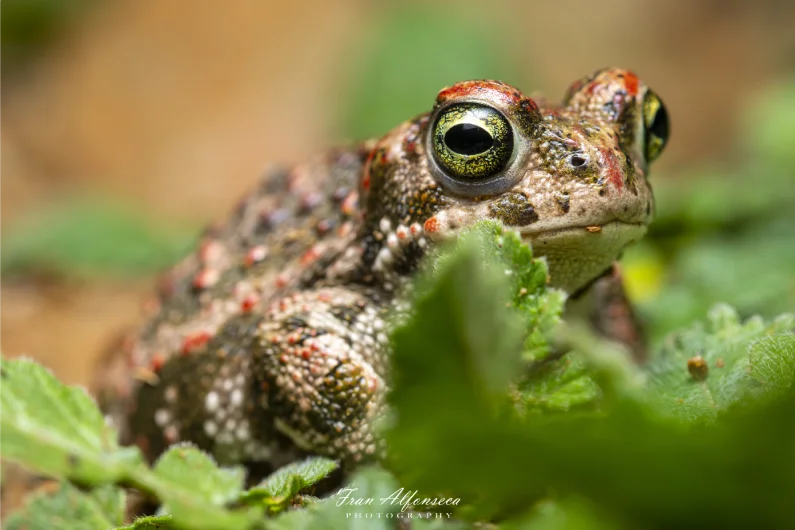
(642, 90, 669, 163)
(432, 103, 514, 180)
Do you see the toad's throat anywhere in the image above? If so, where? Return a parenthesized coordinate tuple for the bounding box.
(521, 220, 647, 293)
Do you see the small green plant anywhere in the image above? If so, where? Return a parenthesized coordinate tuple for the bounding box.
(2, 221, 794, 529)
(1, 355, 338, 528)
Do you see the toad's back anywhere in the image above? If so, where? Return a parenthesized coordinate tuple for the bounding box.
(138, 146, 373, 360)
(97, 145, 385, 467)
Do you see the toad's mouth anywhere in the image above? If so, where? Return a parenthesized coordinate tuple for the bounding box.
(519, 219, 647, 241)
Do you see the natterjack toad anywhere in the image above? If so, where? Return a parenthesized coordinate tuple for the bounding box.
(95, 67, 669, 473)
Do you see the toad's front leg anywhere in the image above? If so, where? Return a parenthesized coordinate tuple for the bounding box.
(128, 287, 389, 470)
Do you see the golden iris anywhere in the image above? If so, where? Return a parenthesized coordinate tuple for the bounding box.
(432, 103, 513, 180)
(642, 90, 670, 162)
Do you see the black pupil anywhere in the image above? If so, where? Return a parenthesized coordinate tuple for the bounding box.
(649, 103, 670, 142)
(444, 123, 494, 155)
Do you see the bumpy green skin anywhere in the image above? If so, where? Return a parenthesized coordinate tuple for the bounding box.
(94, 68, 666, 473)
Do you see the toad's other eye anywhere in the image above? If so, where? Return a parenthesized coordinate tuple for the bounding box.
(642, 90, 669, 163)
(432, 103, 514, 180)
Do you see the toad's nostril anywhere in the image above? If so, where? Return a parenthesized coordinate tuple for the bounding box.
(570, 154, 588, 168)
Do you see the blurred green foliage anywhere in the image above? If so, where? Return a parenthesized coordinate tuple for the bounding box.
(0, 356, 339, 527)
(4, 483, 125, 530)
(1, 0, 95, 67)
(1, 196, 196, 279)
(339, 1, 518, 141)
(625, 77, 795, 340)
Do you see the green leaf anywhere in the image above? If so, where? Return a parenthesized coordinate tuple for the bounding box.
(392, 224, 524, 413)
(453, 220, 566, 363)
(265, 507, 319, 530)
(748, 333, 795, 393)
(417, 223, 527, 396)
(407, 220, 601, 418)
(1, 358, 259, 529)
(270, 467, 401, 530)
(144, 444, 257, 530)
(646, 305, 795, 422)
(386, 223, 538, 517)
(116, 515, 177, 530)
(4, 482, 124, 530)
(239, 457, 338, 514)
(516, 352, 601, 414)
(0, 357, 144, 484)
(153, 445, 245, 505)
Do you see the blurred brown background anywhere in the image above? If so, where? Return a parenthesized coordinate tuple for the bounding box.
(2, 0, 795, 385)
